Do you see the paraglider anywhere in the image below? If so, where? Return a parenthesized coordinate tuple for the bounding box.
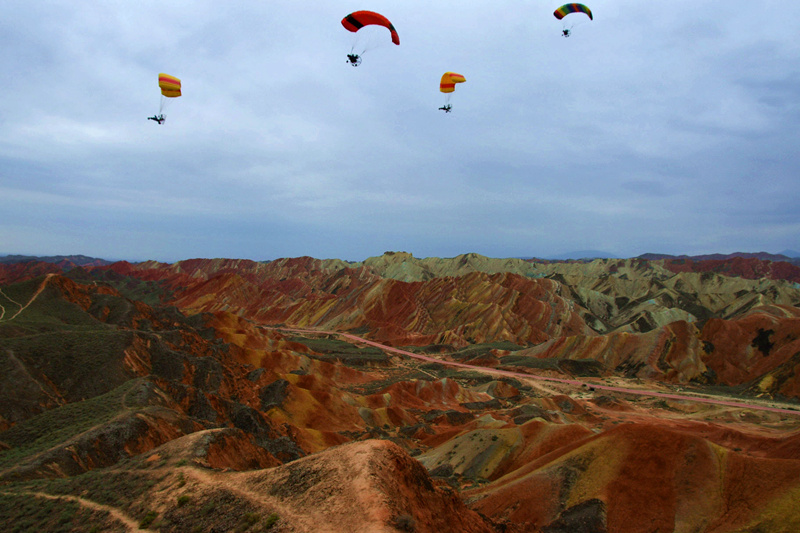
(149, 73, 181, 125)
(341, 11, 399, 66)
(439, 72, 465, 113)
(553, 3, 593, 37)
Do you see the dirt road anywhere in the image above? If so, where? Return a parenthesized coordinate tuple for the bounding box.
(272, 326, 800, 417)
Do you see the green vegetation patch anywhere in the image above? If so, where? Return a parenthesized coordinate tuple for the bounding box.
(683, 381, 753, 400)
(264, 512, 279, 529)
(424, 366, 495, 383)
(406, 341, 526, 363)
(346, 370, 436, 396)
(235, 511, 261, 532)
(499, 355, 561, 370)
(287, 335, 389, 366)
(139, 510, 158, 529)
(0, 379, 142, 468)
(557, 359, 606, 377)
(450, 341, 526, 357)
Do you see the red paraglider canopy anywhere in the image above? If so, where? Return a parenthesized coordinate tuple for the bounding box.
(341, 11, 400, 45)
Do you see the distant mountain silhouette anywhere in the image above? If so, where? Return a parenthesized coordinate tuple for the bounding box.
(543, 250, 619, 260)
(639, 251, 797, 262)
(0, 254, 111, 268)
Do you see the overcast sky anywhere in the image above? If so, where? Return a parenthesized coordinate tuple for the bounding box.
(1, 1, 799, 262)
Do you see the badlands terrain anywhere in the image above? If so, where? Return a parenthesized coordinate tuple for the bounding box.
(1, 252, 800, 532)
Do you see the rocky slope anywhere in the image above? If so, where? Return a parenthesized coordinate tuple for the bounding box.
(80, 253, 800, 398)
(0, 274, 302, 478)
(2, 256, 800, 532)
(465, 421, 800, 533)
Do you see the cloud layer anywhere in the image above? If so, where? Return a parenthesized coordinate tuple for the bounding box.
(2, 1, 799, 261)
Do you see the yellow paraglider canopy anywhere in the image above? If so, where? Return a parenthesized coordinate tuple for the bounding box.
(158, 73, 181, 98)
(439, 72, 466, 113)
(149, 73, 181, 124)
(440, 72, 466, 94)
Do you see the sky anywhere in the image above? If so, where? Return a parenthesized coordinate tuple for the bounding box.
(1, 1, 799, 263)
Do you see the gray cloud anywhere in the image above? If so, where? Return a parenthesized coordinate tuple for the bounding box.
(1, 0, 799, 261)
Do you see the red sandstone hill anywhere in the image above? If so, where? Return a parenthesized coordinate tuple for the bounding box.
(465, 421, 800, 533)
(73, 253, 800, 399)
(0, 260, 62, 285)
(506, 305, 800, 398)
(659, 255, 800, 282)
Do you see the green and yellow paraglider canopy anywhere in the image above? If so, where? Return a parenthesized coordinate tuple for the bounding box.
(553, 4, 592, 37)
(553, 3, 593, 21)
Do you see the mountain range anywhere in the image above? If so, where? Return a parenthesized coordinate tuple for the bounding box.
(1, 252, 800, 532)
(4, 249, 800, 265)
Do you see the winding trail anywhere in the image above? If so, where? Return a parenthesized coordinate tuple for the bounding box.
(181, 466, 311, 532)
(0, 490, 138, 531)
(0, 287, 21, 321)
(0, 273, 56, 323)
(271, 326, 800, 417)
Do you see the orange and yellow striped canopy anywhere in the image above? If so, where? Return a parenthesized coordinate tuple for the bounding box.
(440, 72, 466, 93)
(158, 73, 181, 98)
